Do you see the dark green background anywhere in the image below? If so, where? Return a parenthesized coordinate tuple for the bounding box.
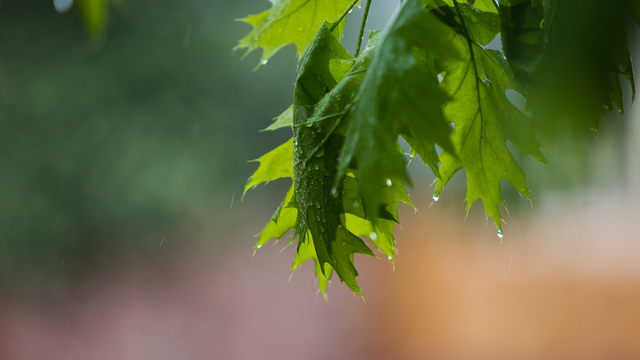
(0, 0, 301, 290)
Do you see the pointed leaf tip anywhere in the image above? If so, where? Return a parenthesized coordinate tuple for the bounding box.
(236, 0, 356, 65)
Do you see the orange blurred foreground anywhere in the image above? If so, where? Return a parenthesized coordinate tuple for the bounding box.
(1, 194, 640, 360)
(364, 195, 640, 360)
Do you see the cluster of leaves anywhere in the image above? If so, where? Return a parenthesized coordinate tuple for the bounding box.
(239, 0, 639, 296)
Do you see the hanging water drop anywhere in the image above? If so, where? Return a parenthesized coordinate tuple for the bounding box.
(53, 0, 73, 13)
(432, 194, 439, 202)
(386, 179, 392, 186)
(497, 229, 503, 239)
(256, 245, 262, 249)
(369, 232, 378, 241)
(261, 60, 268, 66)
(331, 188, 338, 197)
(387, 256, 392, 261)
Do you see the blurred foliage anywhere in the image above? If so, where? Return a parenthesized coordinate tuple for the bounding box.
(500, 0, 636, 134)
(76, 0, 120, 36)
(0, 0, 297, 292)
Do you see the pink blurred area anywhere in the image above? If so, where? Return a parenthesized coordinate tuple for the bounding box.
(2, 193, 640, 360)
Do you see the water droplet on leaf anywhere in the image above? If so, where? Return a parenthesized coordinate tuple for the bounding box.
(497, 229, 503, 239)
(369, 232, 377, 241)
(386, 179, 392, 186)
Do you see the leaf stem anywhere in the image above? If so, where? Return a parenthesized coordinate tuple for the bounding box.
(355, 0, 372, 56)
(330, 0, 360, 32)
(451, 0, 479, 81)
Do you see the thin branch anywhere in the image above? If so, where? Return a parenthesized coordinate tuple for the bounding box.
(330, 0, 360, 32)
(355, 0, 373, 56)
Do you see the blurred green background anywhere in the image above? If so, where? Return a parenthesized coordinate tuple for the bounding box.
(0, 0, 302, 291)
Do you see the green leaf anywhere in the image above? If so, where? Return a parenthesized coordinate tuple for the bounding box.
(499, 0, 636, 132)
(339, 0, 456, 222)
(438, 0, 497, 13)
(498, 0, 550, 75)
(432, 1, 545, 232)
(246, 23, 410, 296)
(262, 106, 293, 131)
(240, 0, 640, 295)
(235, 0, 356, 65)
(341, 173, 412, 261)
(344, 213, 397, 261)
(455, 1, 500, 45)
(243, 138, 293, 198)
(292, 22, 376, 294)
(255, 184, 298, 251)
(292, 238, 332, 297)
